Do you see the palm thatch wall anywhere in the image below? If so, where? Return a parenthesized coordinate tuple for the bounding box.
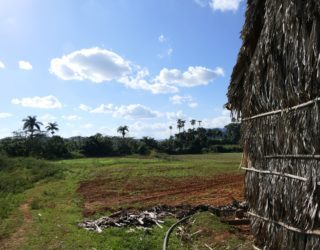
(227, 0, 320, 249)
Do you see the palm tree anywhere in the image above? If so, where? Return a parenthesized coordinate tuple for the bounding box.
(177, 119, 183, 133)
(190, 119, 196, 129)
(22, 116, 43, 138)
(169, 125, 173, 137)
(117, 125, 129, 138)
(46, 122, 59, 136)
(181, 120, 186, 132)
(198, 120, 202, 127)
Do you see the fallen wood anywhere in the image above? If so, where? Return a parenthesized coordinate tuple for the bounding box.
(79, 202, 249, 233)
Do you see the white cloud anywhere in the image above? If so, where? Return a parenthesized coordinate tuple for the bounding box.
(11, 95, 62, 109)
(50, 47, 223, 94)
(202, 109, 231, 128)
(91, 104, 114, 114)
(194, 0, 208, 7)
(130, 121, 170, 139)
(166, 110, 186, 121)
(170, 95, 193, 104)
(85, 102, 162, 119)
(119, 69, 179, 94)
(154, 66, 224, 87)
(62, 115, 81, 121)
(50, 47, 131, 83)
(19, 60, 33, 70)
(158, 34, 167, 43)
(120, 66, 223, 94)
(79, 104, 92, 112)
(147, 82, 179, 94)
(209, 0, 242, 12)
(170, 95, 198, 108)
(113, 104, 161, 119)
(0, 61, 5, 69)
(188, 102, 198, 108)
(0, 112, 12, 118)
(39, 114, 56, 123)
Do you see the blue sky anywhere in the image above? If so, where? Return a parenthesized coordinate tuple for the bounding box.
(0, 0, 245, 139)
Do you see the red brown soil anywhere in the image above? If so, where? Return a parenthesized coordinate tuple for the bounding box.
(77, 173, 244, 217)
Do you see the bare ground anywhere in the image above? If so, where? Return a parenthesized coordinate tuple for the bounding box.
(77, 173, 245, 216)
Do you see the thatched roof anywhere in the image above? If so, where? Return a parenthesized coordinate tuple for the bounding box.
(228, 1, 320, 249)
(227, 0, 320, 119)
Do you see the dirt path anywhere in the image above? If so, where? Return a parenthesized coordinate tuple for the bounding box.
(0, 201, 33, 250)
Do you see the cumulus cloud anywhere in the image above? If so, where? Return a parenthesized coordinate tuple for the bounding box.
(0, 61, 5, 69)
(62, 115, 81, 121)
(113, 104, 161, 119)
(11, 95, 62, 109)
(188, 102, 198, 108)
(91, 104, 114, 114)
(50, 47, 131, 83)
(170, 95, 193, 104)
(194, 0, 207, 7)
(19, 60, 33, 70)
(0, 112, 12, 118)
(79, 104, 92, 112)
(209, 0, 242, 12)
(119, 69, 179, 94)
(83, 102, 162, 119)
(169, 95, 199, 108)
(121, 66, 223, 94)
(155, 66, 224, 87)
(202, 109, 231, 128)
(166, 110, 186, 121)
(50, 47, 223, 94)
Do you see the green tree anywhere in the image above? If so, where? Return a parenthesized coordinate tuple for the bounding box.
(117, 126, 129, 138)
(197, 120, 202, 127)
(46, 122, 59, 136)
(181, 120, 186, 132)
(190, 119, 196, 129)
(177, 119, 184, 133)
(224, 123, 241, 144)
(81, 134, 114, 157)
(22, 116, 43, 138)
(44, 136, 70, 159)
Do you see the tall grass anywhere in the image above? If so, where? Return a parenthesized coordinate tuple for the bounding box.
(0, 154, 63, 220)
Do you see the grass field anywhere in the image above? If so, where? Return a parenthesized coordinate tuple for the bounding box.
(0, 153, 250, 250)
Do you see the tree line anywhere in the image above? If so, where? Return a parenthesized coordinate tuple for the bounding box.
(0, 115, 241, 159)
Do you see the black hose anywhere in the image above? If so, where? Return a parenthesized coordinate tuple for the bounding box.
(162, 216, 191, 250)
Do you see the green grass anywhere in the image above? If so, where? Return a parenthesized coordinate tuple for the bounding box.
(0, 155, 63, 240)
(173, 212, 252, 250)
(1, 153, 245, 249)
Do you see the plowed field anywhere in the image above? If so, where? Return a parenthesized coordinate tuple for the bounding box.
(78, 171, 244, 216)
